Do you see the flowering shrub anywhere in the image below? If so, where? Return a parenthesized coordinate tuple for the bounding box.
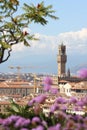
(43, 76, 53, 92)
(0, 95, 87, 130)
(0, 77, 87, 130)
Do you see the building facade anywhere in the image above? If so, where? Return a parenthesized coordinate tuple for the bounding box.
(0, 81, 43, 98)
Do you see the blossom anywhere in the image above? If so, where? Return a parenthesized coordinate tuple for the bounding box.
(60, 105, 67, 111)
(71, 115, 83, 122)
(43, 77, 53, 92)
(9, 115, 20, 122)
(14, 117, 30, 128)
(32, 117, 41, 124)
(34, 94, 47, 104)
(55, 97, 66, 104)
(41, 120, 47, 128)
(28, 98, 35, 106)
(84, 117, 87, 128)
(28, 94, 46, 105)
(82, 96, 87, 106)
(50, 103, 59, 113)
(23, 27, 29, 36)
(66, 119, 76, 130)
(57, 111, 68, 121)
(0, 118, 3, 124)
(32, 125, 44, 130)
(48, 124, 61, 130)
(2, 126, 9, 130)
(69, 97, 78, 104)
(76, 100, 84, 107)
(21, 128, 29, 130)
(2, 117, 12, 126)
(78, 68, 87, 78)
(50, 88, 58, 94)
(34, 105, 41, 115)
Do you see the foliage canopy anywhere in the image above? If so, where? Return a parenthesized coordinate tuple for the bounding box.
(0, 0, 58, 63)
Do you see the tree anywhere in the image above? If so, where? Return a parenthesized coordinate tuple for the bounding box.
(0, 0, 58, 63)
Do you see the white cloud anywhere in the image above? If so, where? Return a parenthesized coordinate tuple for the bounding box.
(12, 28, 87, 55)
(12, 42, 26, 52)
(58, 28, 87, 54)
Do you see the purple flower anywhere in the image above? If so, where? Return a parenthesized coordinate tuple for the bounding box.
(35, 94, 47, 104)
(22, 119, 30, 127)
(32, 125, 44, 130)
(34, 105, 41, 115)
(2, 126, 9, 130)
(48, 124, 61, 130)
(28, 98, 35, 106)
(50, 103, 59, 113)
(58, 111, 68, 121)
(82, 96, 87, 106)
(66, 119, 75, 129)
(2, 117, 12, 126)
(78, 68, 87, 78)
(43, 77, 53, 92)
(9, 115, 20, 122)
(14, 117, 30, 128)
(60, 105, 67, 111)
(50, 88, 58, 94)
(21, 128, 29, 130)
(14, 117, 24, 128)
(28, 94, 46, 105)
(35, 94, 46, 103)
(43, 76, 53, 85)
(41, 120, 47, 127)
(0, 118, 3, 124)
(43, 85, 51, 92)
(76, 100, 84, 107)
(84, 117, 87, 128)
(32, 117, 41, 124)
(69, 97, 78, 104)
(72, 115, 83, 122)
(76, 123, 85, 130)
(55, 97, 66, 104)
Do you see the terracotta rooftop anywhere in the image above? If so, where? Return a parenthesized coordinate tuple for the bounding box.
(71, 81, 87, 90)
(0, 81, 42, 88)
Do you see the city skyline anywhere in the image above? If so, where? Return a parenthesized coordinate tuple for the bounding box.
(0, 0, 87, 75)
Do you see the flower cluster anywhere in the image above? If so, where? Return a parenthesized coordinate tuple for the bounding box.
(0, 94, 87, 130)
(43, 76, 58, 94)
(0, 77, 87, 130)
(78, 68, 87, 78)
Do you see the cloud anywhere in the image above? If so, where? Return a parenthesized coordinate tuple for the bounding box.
(12, 28, 87, 55)
(58, 28, 87, 54)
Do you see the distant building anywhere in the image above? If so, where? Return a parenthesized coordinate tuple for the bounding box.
(0, 81, 43, 98)
(57, 43, 67, 77)
(57, 43, 87, 82)
(57, 43, 87, 97)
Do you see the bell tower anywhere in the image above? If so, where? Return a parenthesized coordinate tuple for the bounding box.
(57, 44, 67, 77)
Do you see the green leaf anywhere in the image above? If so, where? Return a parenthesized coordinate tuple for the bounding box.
(9, 99, 20, 113)
(4, 22, 15, 29)
(24, 39, 30, 46)
(0, 42, 11, 49)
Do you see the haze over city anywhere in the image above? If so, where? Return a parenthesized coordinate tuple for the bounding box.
(0, 0, 87, 75)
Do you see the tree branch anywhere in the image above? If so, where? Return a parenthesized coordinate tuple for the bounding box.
(0, 48, 12, 63)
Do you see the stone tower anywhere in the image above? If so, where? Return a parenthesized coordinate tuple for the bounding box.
(57, 44, 67, 77)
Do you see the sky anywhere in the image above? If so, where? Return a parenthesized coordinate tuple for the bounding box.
(0, 0, 87, 75)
